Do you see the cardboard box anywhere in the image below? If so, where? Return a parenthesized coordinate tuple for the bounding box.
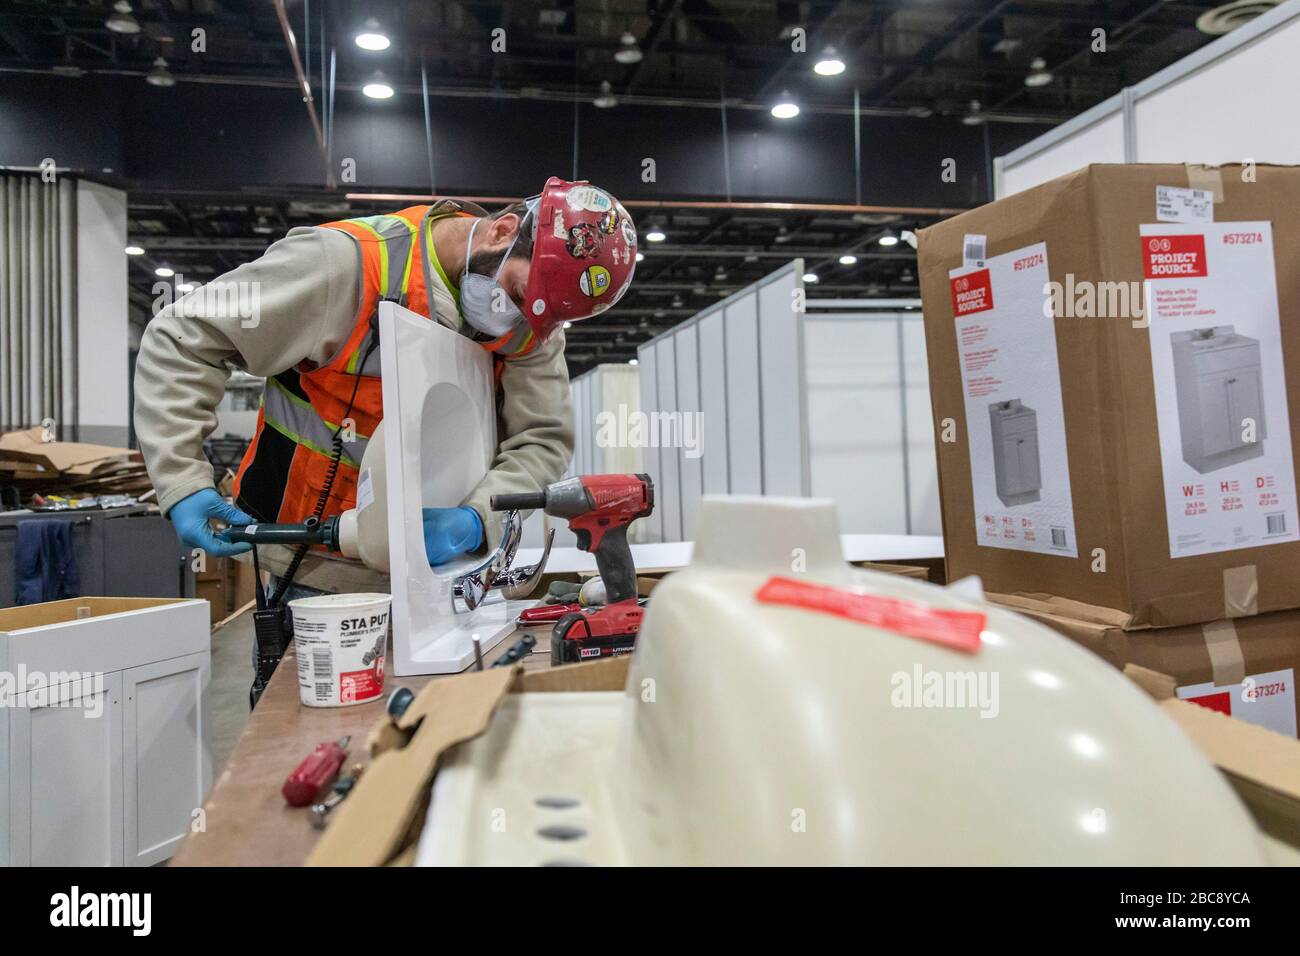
(308, 657, 629, 867)
(230, 557, 258, 612)
(918, 164, 1300, 628)
(1128, 665, 1300, 853)
(195, 579, 227, 627)
(855, 560, 936, 582)
(993, 592, 1300, 738)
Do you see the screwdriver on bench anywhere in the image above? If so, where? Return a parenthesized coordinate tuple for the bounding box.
(282, 735, 350, 807)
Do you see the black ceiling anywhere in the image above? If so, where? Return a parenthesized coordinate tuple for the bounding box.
(0, 0, 1258, 372)
(0, 1, 1242, 119)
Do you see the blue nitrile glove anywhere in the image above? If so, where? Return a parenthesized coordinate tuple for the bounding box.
(169, 488, 253, 558)
(423, 506, 484, 566)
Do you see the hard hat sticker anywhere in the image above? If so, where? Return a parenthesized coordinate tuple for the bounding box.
(580, 265, 612, 296)
(566, 222, 603, 259)
(567, 184, 613, 213)
(755, 576, 985, 653)
(621, 215, 637, 249)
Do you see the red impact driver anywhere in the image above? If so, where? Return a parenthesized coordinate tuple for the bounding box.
(492, 474, 654, 664)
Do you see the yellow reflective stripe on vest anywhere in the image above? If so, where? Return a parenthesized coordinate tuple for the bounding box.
(344, 215, 418, 373)
(262, 378, 368, 467)
(425, 217, 462, 320)
(347, 214, 416, 301)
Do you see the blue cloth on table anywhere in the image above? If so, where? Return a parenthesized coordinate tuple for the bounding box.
(14, 519, 81, 605)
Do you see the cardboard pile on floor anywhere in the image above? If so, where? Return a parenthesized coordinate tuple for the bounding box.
(0, 427, 152, 502)
(918, 163, 1300, 736)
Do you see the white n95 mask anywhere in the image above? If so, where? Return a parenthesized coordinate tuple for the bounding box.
(460, 218, 525, 336)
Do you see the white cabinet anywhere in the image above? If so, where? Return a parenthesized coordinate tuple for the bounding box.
(1172, 327, 1266, 473)
(122, 653, 211, 865)
(0, 597, 211, 867)
(10, 673, 123, 866)
(989, 400, 1042, 507)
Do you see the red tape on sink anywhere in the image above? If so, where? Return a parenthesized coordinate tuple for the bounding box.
(754, 576, 984, 654)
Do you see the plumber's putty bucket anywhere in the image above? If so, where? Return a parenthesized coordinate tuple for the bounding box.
(289, 592, 392, 708)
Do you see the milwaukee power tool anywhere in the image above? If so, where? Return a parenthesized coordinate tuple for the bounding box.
(491, 474, 654, 665)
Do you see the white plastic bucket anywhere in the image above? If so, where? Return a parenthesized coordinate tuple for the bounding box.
(288, 592, 392, 708)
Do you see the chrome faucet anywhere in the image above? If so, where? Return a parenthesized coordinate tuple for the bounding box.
(452, 509, 554, 611)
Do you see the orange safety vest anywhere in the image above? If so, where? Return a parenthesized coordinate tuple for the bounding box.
(233, 202, 539, 526)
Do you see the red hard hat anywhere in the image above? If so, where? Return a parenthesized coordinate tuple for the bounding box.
(522, 177, 638, 343)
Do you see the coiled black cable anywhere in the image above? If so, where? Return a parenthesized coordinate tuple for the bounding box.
(269, 316, 381, 606)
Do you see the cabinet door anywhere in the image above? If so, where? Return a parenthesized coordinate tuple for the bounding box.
(1016, 434, 1042, 492)
(998, 435, 1022, 495)
(9, 672, 124, 866)
(122, 652, 212, 866)
(1227, 368, 1266, 447)
(1196, 373, 1237, 457)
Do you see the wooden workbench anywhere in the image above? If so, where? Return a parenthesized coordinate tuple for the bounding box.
(171, 625, 550, 867)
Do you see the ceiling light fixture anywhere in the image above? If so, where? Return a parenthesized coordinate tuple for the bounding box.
(176, 282, 196, 293)
(355, 19, 391, 51)
(961, 100, 985, 126)
(771, 93, 800, 119)
(363, 73, 395, 99)
(593, 80, 618, 109)
(105, 1, 141, 35)
(803, 272, 819, 284)
(814, 48, 846, 76)
(1024, 57, 1054, 87)
(839, 254, 858, 265)
(1197, 1, 1280, 37)
(635, 251, 645, 262)
(614, 32, 643, 64)
(146, 57, 176, 88)
(878, 231, 899, 247)
(155, 266, 175, 278)
(645, 228, 666, 243)
(124, 245, 144, 256)
(628, 358, 639, 366)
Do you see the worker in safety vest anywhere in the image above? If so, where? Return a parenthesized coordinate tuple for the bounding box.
(134, 177, 637, 596)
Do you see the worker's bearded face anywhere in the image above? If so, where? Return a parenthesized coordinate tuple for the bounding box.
(461, 213, 532, 335)
(465, 214, 531, 312)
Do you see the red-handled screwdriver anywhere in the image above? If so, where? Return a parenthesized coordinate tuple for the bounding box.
(282, 736, 350, 807)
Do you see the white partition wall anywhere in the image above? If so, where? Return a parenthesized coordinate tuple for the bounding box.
(521, 363, 644, 548)
(637, 262, 808, 542)
(998, 102, 1127, 197)
(636, 346, 663, 543)
(804, 314, 907, 533)
(901, 317, 942, 536)
(674, 325, 704, 543)
(997, 1, 1300, 197)
(802, 310, 941, 537)
(757, 271, 808, 496)
(722, 293, 763, 496)
(697, 310, 730, 497)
